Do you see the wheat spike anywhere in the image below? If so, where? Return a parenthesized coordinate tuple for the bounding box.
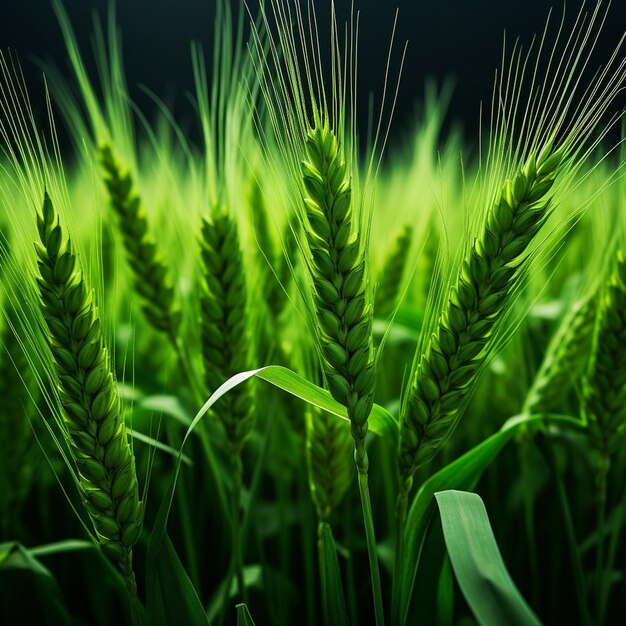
(35, 192, 142, 594)
(399, 145, 564, 491)
(306, 406, 353, 522)
(584, 251, 626, 454)
(200, 208, 254, 450)
(375, 225, 413, 317)
(525, 296, 597, 414)
(99, 144, 181, 339)
(302, 122, 376, 470)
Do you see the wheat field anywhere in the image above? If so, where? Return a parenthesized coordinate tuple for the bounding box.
(0, 1, 625, 625)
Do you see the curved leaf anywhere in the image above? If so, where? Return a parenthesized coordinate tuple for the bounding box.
(320, 523, 350, 626)
(147, 365, 394, 624)
(146, 534, 209, 626)
(435, 490, 542, 626)
(130, 429, 193, 466)
(0, 542, 71, 624)
(393, 413, 582, 625)
(28, 539, 94, 558)
(255, 366, 398, 444)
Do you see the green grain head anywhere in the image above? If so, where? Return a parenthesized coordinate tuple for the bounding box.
(375, 224, 414, 316)
(200, 207, 254, 452)
(99, 144, 181, 339)
(35, 192, 142, 593)
(398, 0, 626, 494)
(584, 251, 626, 454)
(306, 406, 353, 523)
(524, 295, 597, 414)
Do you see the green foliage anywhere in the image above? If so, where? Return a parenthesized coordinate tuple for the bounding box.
(399, 147, 563, 490)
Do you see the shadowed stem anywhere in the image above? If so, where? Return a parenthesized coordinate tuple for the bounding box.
(595, 453, 609, 626)
(218, 450, 247, 624)
(539, 435, 592, 626)
(599, 484, 625, 624)
(355, 439, 385, 626)
(392, 489, 409, 624)
(232, 452, 247, 607)
(318, 522, 328, 624)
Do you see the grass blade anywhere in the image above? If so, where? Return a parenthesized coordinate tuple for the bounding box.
(435, 490, 542, 626)
(319, 522, 350, 626)
(145, 533, 209, 626)
(236, 603, 256, 625)
(393, 413, 582, 625)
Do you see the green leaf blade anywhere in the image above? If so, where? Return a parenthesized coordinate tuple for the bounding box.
(435, 490, 542, 626)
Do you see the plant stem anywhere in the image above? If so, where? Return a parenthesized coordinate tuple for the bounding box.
(318, 521, 328, 624)
(518, 436, 540, 607)
(128, 588, 144, 626)
(539, 435, 592, 626)
(595, 453, 609, 626)
(599, 485, 625, 624)
(216, 451, 246, 626)
(164, 420, 200, 589)
(391, 487, 409, 625)
(356, 440, 385, 626)
(232, 451, 247, 606)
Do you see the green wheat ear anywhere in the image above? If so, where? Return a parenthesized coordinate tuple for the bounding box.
(306, 405, 353, 523)
(524, 295, 597, 414)
(200, 207, 254, 451)
(584, 250, 626, 455)
(375, 224, 413, 316)
(302, 121, 376, 470)
(399, 144, 565, 492)
(34, 192, 142, 594)
(99, 144, 181, 339)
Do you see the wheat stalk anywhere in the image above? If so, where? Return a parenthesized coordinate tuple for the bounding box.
(200, 205, 254, 604)
(35, 192, 142, 595)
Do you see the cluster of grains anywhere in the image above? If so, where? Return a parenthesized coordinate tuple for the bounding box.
(584, 251, 626, 455)
(375, 224, 413, 317)
(525, 296, 596, 414)
(200, 208, 254, 454)
(301, 122, 376, 471)
(99, 145, 181, 339)
(306, 407, 353, 522)
(34, 193, 142, 593)
(399, 146, 564, 493)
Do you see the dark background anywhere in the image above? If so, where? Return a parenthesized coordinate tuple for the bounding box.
(1, 0, 625, 151)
